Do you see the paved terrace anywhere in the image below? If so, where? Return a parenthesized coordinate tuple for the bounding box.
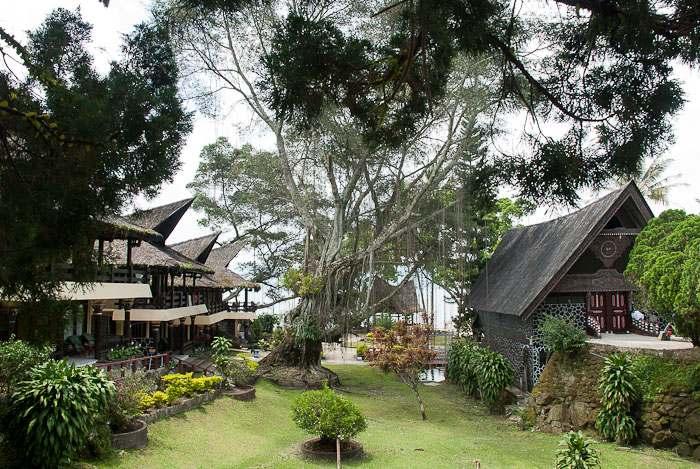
(587, 333, 693, 350)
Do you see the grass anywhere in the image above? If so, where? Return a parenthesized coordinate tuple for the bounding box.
(96, 365, 695, 469)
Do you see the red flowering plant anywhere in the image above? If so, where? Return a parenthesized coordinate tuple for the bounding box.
(365, 317, 436, 420)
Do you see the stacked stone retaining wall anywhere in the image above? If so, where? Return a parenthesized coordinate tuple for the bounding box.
(528, 344, 700, 460)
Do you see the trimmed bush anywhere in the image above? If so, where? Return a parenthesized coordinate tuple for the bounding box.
(595, 353, 639, 444)
(8, 360, 114, 467)
(355, 342, 368, 359)
(139, 373, 222, 411)
(540, 314, 587, 354)
(291, 384, 367, 442)
(555, 431, 600, 468)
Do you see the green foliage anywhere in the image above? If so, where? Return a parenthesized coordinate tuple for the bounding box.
(282, 268, 324, 297)
(474, 348, 514, 412)
(0, 9, 192, 298)
(595, 353, 639, 444)
(555, 431, 601, 469)
(139, 373, 222, 411)
(539, 315, 587, 355)
(373, 313, 394, 330)
(106, 344, 143, 361)
(8, 360, 115, 467)
(0, 335, 53, 395)
(631, 355, 700, 400)
(291, 384, 367, 441)
(355, 342, 368, 359)
(108, 370, 154, 432)
(446, 338, 513, 412)
(625, 210, 700, 345)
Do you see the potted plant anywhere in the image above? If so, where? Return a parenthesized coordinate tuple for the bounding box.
(108, 370, 153, 450)
(292, 384, 367, 461)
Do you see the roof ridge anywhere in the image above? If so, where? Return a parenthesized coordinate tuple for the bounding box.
(168, 231, 222, 248)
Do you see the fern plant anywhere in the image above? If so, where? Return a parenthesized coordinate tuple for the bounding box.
(595, 353, 639, 444)
(555, 431, 601, 468)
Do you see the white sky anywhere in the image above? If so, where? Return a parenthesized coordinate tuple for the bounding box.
(4, 1, 699, 326)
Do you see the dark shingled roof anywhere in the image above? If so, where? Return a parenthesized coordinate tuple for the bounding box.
(470, 182, 653, 319)
(103, 239, 213, 274)
(169, 232, 221, 264)
(370, 277, 420, 315)
(125, 198, 194, 243)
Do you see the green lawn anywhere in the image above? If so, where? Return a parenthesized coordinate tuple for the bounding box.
(97, 366, 696, 469)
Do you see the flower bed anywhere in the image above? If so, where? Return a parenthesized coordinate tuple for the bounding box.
(140, 389, 221, 424)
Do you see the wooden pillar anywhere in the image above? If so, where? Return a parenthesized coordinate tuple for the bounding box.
(124, 301, 132, 342)
(170, 273, 175, 308)
(92, 304, 106, 360)
(179, 317, 186, 354)
(244, 288, 249, 310)
(126, 239, 133, 282)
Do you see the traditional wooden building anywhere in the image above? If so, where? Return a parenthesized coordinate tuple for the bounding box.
(470, 182, 653, 389)
(368, 276, 423, 325)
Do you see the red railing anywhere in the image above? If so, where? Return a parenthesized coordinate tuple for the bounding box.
(95, 353, 170, 379)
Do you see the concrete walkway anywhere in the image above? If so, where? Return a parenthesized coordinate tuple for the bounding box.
(587, 333, 693, 350)
(321, 345, 367, 365)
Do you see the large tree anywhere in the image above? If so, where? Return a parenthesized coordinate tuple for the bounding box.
(164, 0, 496, 384)
(0, 9, 191, 299)
(626, 210, 700, 345)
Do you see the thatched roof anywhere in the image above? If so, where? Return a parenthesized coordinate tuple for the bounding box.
(93, 215, 163, 242)
(470, 182, 653, 319)
(198, 270, 259, 290)
(169, 232, 221, 264)
(125, 198, 194, 244)
(103, 239, 213, 274)
(369, 277, 420, 315)
(202, 242, 259, 290)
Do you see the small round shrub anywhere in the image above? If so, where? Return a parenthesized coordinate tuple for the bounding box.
(108, 369, 154, 431)
(291, 384, 367, 442)
(555, 431, 600, 468)
(540, 314, 587, 354)
(0, 335, 53, 395)
(8, 360, 115, 466)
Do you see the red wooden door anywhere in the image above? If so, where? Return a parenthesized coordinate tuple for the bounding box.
(588, 293, 606, 332)
(607, 292, 628, 332)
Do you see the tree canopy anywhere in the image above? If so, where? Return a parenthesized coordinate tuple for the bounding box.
(163, 0, 697, 204)
(0, 9, 191, 298)
(626, 210, 700, 345)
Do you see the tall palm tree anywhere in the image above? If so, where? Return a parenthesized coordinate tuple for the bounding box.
(614, 155, 687, 205)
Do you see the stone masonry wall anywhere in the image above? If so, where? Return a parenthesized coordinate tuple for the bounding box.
(528, 345, 700, 460)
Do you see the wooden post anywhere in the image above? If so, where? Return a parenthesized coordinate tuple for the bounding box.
(336, 438, 341, 469)
(124, 301, 132, 342)
(126, 239, 133, 282)
(179, 317, 186, 355)
(170, 272, 175, 308)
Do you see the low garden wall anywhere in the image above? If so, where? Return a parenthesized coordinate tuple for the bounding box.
(527, 344, 700, 459)
(141, 389, 221, 424)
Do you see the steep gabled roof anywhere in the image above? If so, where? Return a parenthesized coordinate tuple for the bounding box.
(205, 242, 244, 270)
(169, 232, 221, 264)
(103, 239, 213, 274)
(125, 198, 194, 244)
(370, 277, 420, 315)
(470, 182, 653, 319)
(199, 241, 259, 290)
(94, 215, 163, 242)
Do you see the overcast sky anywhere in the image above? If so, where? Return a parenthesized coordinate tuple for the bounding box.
(4, 1, 699, 323)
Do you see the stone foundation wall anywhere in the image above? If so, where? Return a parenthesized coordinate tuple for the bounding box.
(529, 345, 700, 460)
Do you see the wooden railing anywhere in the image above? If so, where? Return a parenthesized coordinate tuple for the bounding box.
(95, 353, 170, 379)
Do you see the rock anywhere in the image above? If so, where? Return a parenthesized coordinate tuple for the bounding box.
(675, 443, 692, 457)
(548, 404, 563, 423)
(693, 446, 700, 461)
(535, 392, 553, 406)
(683, 412, 700, 438)
(652, 430, 676, 449)
(570, 401, 594, 428)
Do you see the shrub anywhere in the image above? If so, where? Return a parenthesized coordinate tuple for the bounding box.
(219, 358, 254, 387)
(373, 313, 394, 330)
(0, 335, 53, 395)
(555, 431, 600, 469)
(151, 390, 169, 407)
(539, 314, 587, 354)
(355, 342, 368, 359)
(108, 370, 153, 432)
(632, 355, 700, 400)
(474, 348, 514, 412)
(8, 359, 115, 467)
(447, 339, 513, 412)
(291, 384, 367, 442)
(106, 344, 142, 361)
(139, 374, 222, 411)
(595, 353, 639, 444)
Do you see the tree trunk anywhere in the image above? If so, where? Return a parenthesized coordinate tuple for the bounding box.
(256, 297, 339, 388)
(407, 378, 427, 420)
